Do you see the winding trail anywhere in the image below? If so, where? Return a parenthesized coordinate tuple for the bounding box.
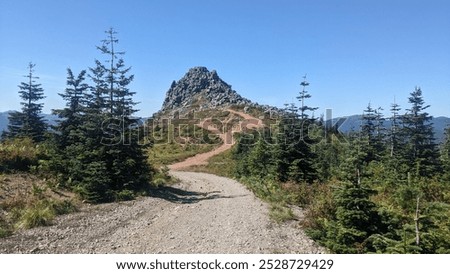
(0, 109, 325, 254)
(168, 109, 263, 170)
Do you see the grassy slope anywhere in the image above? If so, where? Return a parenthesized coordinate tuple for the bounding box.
(0, 173, 78, 237)
(148, 143, 218, 167)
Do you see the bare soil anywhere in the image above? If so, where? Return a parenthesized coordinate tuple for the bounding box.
(0, 109, 325, 254)
(0, 171, 324, 254)
(169, 109, 263, 170)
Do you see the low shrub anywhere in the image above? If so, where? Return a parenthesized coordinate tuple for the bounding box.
(0, 137, 39, 172)
(16, 203, 55, 229)
(116, 189, 135, 201)
(269, 203, 295, 223)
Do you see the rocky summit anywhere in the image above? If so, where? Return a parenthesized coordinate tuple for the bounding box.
(160, 67, 252, 113)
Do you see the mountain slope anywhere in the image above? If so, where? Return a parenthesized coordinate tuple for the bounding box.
(0, 111, 58, 134)
(168, 109, 264, 170)
(0, 111, 10, 133)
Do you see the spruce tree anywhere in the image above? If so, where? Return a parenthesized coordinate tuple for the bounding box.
(297, 76, 318, 120)
(53, 69, 89, 147)
(360, 103, 385, 162)
(6, 63, 47, 142)
(51, 29, 151, 202)
(442, 127, 450, 180)
(247, 129, 275, 178)
(374, 107, 385, 151)
(389, 99, 402, 158)
(402, 87, 440, 177)
(81, 28, 151, 201)
(232, 130, 258, 178)
(275, 76, 318, 183)
(361, 103, 377, 162)
(69, 79, 111, 201)
(275, 113, 300, 182)
(324, 180, 383, 253)
(46, 69, 90, 186)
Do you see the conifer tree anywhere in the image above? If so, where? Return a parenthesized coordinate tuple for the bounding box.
(361, 103, 377, 161)
(45, 69, 90, 186)
(6, 63, 47, 142)
(323, 180, 382, 253)
(83, 28, 150, 200)
(275, 113, 299, 182)
(275, 76, 318, 183)
(247, 129, 275, 178)
(297, 76, 318, 120)
(232, 131, 255, 178)
(50, 29, 151, 202)
(442, 127, 450, 180)
(374, 107, 385, 149)
(53, 69, 89, 147)
(402, 87, 440, 177)
(389, 99, 402, 158)
(360, 103, 385, 162)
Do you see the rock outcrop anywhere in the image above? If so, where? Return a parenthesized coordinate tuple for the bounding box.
(160, 67, 252, 113)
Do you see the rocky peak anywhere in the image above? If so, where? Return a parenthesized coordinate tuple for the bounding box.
(161, 66, 252, 113)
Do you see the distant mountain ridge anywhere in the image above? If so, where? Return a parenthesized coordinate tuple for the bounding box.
(0, 111, 58, 134)
(2, 111, 446, 142)
(0, 111, 11, 134)
(334, 114, 450, 143)
(2, 65, 450, 144)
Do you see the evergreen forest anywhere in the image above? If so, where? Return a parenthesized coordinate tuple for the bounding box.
(1, 29, 449, 254)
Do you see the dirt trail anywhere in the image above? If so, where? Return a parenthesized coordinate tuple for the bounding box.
(0, 171, 324, 254)
(168, 109, 263, 170)
(0, 109, 325, 254)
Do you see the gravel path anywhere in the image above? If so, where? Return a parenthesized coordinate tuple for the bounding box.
(0, 171, 324, 254)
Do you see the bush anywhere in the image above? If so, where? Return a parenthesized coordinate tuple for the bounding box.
(116, 189, 135, 201)
(46, 199, 77, 215)
(16, 204, 55, 229)
(269, 203, 295, 223)
(303, 182, 336, 238)
(240, 176, 283, 202)
(12, 199, 76, 230)
(151, 166, 172, 187)
(0, 137, 39, 172)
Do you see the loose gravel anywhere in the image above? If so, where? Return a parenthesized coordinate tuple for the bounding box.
(0, 171, 325, 254)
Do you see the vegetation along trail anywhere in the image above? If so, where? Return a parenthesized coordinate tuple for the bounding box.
(169, 109, 264, 170)
(1, 171, 324, 253)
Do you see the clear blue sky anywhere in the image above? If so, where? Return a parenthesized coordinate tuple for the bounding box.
(1, 0, 449, 118)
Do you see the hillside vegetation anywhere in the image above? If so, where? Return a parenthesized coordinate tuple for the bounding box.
(187, 84, 450, 254)
(1, 29, 449, 254)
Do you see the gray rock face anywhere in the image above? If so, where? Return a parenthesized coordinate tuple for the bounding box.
(161, 67, 252, 113)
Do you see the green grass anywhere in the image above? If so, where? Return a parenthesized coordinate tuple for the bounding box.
(0, 193, 78, 237)
(269, 203, 295, 223)
(187, 149, 236, 177)
(15, 203, 55, 229)
(15, 199, 78, 230)
(148, 143, 217, 167)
